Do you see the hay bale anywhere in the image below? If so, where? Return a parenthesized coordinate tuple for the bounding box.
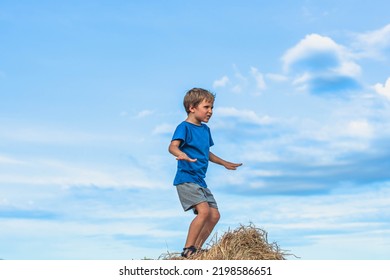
(162, 224, 287, 260)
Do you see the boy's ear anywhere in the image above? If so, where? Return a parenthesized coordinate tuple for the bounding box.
(188, 105, 196, 113)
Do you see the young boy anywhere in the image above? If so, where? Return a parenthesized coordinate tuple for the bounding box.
(169, 88, 242, 258)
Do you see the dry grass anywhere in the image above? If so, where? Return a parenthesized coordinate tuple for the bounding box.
(161, 223, 288, 260)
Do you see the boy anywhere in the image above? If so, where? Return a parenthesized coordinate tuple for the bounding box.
(169, 88, 242, 258)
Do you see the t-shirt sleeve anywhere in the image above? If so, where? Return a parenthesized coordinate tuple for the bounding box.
(172, 123, 187, 144)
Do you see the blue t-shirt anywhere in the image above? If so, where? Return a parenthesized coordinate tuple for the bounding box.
(172, 121, 214, 188)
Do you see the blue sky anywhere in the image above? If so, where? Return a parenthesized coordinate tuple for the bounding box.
(1, 0, 390, 260)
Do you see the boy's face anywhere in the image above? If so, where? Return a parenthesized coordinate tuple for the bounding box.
(189, 99, 214, 124)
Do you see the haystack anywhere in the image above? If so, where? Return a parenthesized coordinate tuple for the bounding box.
(162, 224, 287, 260)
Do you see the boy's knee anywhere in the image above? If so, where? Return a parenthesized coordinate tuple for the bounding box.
(207, 208, 220, 224)
(198, 208, 210, 217)
(212, 210, 220, 223)
(195, 203, 210, 218)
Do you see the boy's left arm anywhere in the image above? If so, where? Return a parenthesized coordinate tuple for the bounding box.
(209, 151, 242, 170)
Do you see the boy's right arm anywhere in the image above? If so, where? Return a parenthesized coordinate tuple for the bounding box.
(169, 140, 197, 162)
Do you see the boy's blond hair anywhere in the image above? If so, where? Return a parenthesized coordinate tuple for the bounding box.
(183, 88, 215, 114)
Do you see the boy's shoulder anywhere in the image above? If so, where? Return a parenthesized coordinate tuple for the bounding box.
(173, 121, 211, 138)
(177, 121, 210, 129)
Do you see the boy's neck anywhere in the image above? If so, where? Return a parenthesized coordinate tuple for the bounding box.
(185, 115, 202, 126)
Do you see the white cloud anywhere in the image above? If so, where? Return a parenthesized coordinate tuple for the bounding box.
(374, 77, 390, 100)
(345, 120, 374, 139)
(0, 155, 25, 165)
(282, 34, 343, 72)
(233, 64, 248, 83)
(228, 64, 249, 94)
(250, 67, 266, 90)
(0, 217, 181, 259)
(359, 23, 390, 47)
(292, 72, 311, 91)
(337, 60, 362, 77)
(0, 123, 127, 145)
(136, 110, 154, 118)
(213, 65, 271, 95)
(294, 117, 375, 155)
(241, 148, 281, 163)
(266, 73, 289, 82)
(215, 107, 272, 125)
(354, 23, 390, 58)
(231, 84, 242, 93)
(282, 33, 361, 94)
(0, 157, 163, 190)
(213, 75, 229, 88)
(152, 123, 175, 135)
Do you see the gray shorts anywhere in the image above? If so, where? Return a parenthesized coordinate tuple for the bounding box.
(176, 182, 218, 214)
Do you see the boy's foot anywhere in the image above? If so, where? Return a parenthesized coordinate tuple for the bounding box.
(181, 246, 197, 258)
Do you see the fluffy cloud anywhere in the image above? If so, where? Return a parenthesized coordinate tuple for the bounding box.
(135, 110, 154, 118)
(265, 73, 289, 82)
(374, 77, 390, 100)
(0, 155, 25, 165)
(213, 75, 229, 88)
(0, 156, 162, 190)
(250, 67, 266, 91)
(282, 34, 361, 94)
(282, 34, 342, 72)
(354, 23, 390, 58)
(211, 65, 268, 94)
(214, 107, 272, 126)
(345, 120, 374, 139)
(152, 123, 175, 135)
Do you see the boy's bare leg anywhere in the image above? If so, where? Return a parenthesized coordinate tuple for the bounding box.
(184, 202, 210, 248)
(195, 207, 220, 249)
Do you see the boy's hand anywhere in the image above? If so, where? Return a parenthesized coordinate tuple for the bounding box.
(169, 140, 197, 162)
(209, 151, 242, 170)
(176, 152, 197, 163)
(223, 162, 242, 170)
